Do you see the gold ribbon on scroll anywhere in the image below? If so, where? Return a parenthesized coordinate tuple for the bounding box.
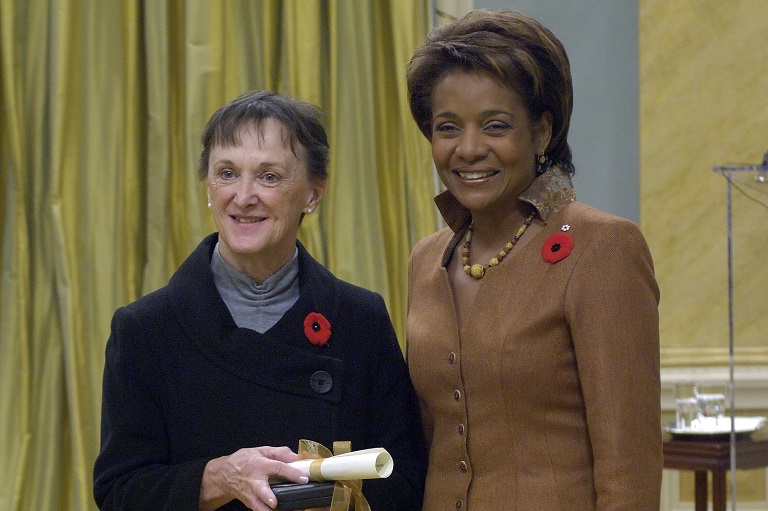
(298, 439, 371, 511)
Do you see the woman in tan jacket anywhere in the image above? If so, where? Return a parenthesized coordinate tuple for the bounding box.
(405, 9, 661, 511)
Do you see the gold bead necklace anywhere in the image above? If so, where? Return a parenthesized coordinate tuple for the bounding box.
(462, 212, 536, 279)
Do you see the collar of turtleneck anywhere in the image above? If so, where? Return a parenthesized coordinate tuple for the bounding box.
(211, 243, 300, 333)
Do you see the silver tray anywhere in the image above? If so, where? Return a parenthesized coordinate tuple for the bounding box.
(663, 416, 766, 438)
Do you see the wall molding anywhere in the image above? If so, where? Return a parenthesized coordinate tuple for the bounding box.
(661, 348, 768, 367)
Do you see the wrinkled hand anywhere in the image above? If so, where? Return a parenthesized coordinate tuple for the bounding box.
(200, 446, 309, 511)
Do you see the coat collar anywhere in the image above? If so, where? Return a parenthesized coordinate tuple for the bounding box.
(166, 233, 344, 402)
(433, 166, 576, 268)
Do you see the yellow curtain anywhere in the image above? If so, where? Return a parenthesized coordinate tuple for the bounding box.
(0, 0, 436, 509)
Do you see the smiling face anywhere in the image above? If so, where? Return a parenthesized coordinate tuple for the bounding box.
(206, 118, 325, 282)
(430, 70, 551, 221)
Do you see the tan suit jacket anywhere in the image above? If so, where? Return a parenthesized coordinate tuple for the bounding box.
(407, 200, 661, 511)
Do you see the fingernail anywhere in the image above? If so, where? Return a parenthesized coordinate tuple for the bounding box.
(299, 476, 309, 484)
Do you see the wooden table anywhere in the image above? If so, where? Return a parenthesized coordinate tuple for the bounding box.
(663, 437, 768, 511)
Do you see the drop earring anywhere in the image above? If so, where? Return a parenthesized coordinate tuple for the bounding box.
(536, 153, 549, 174)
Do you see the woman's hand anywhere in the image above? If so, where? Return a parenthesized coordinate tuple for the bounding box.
(199, 446, 309, 511)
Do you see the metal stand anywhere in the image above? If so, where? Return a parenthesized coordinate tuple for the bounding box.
(711, 165, 768, 510)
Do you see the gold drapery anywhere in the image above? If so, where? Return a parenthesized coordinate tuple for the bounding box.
(0, 1, 436, 509)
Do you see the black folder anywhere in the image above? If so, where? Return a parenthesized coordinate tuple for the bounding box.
(272, 482, 335, 510)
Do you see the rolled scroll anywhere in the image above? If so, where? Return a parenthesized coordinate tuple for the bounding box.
(287, 447, 393, 481)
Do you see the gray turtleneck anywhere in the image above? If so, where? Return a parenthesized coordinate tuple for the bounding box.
(211, 243, 300, 333)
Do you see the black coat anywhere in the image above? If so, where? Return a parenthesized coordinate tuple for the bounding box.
(94, 233, 427, 510)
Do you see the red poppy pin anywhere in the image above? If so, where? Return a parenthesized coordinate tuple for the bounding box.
(542, 228, 574, 264)
(304, 312, 331, 346)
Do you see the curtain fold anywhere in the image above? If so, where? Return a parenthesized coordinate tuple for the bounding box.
(0, 1, 435, 509)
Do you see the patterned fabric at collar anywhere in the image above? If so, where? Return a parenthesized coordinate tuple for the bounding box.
(433, 164, 577, 232)
(519, 165, 576, 223)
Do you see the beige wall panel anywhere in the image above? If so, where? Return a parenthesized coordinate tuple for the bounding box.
(640, 0, 768, 366)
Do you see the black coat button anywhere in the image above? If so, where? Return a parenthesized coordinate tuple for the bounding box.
(310, 371, 333, 394)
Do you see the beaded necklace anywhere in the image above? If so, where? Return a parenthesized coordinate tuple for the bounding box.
(462, 211, 536, 279)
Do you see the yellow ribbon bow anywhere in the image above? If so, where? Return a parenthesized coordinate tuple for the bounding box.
(298, 439, 371, 511)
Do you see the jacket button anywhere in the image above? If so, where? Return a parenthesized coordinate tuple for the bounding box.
(453, 389, 461, 401)
(448, 352, 456, 364)
(455, 499, 463, 508)
(457, 424, 465, 435)
(459, 461, 467, 472)
(310, 371, 333, 394)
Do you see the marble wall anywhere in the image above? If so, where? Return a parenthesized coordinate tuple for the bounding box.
(641, 1, 768, 506)
(640, 0, 768, 367)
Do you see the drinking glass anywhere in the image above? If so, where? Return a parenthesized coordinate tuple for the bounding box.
(673, 383, 697, 430)
(675, 397, 697, 429)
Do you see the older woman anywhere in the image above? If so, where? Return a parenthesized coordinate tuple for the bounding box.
(93, 91, 427, 511)
(405, 10, 661, 511)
